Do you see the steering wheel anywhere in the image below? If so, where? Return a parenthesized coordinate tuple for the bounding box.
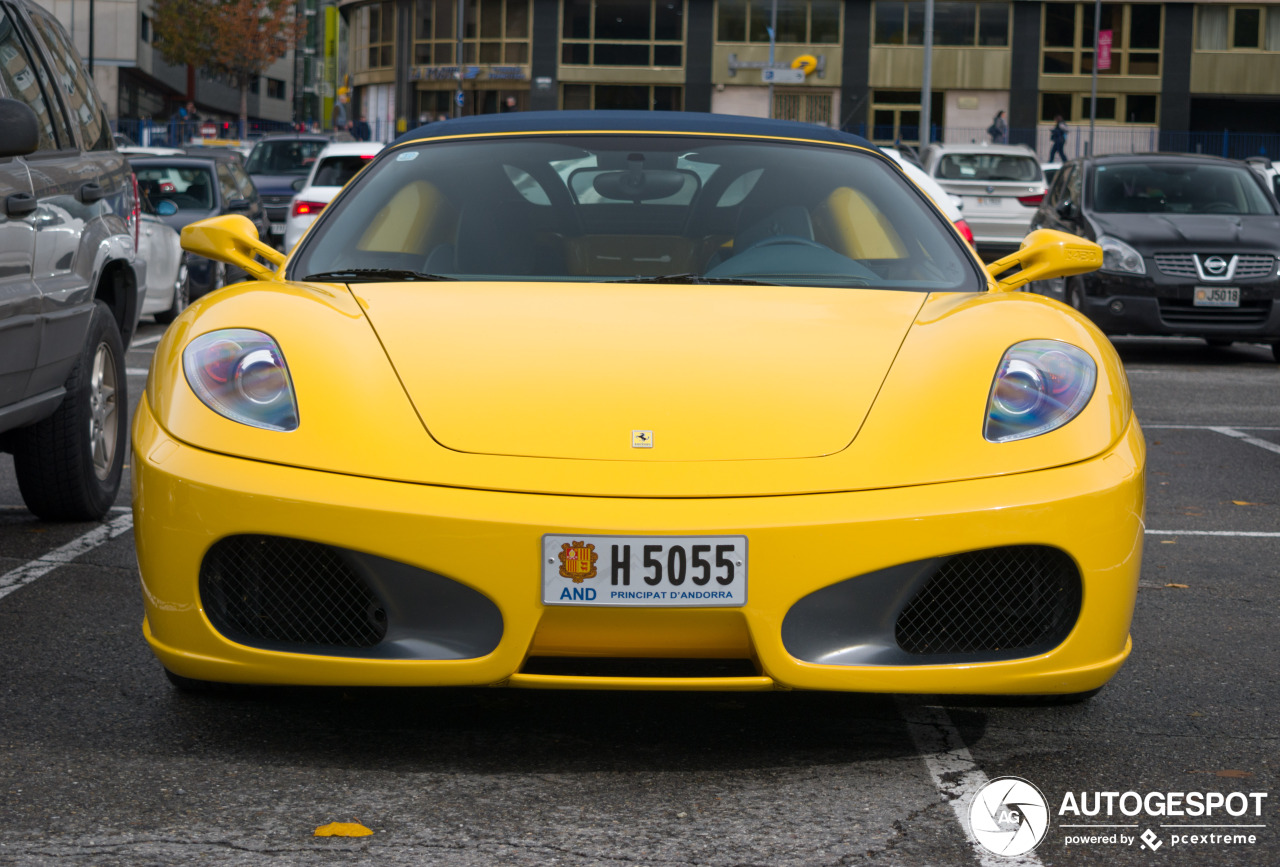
(1201, 202, 1237, 214)
(741, 235, 830, 253)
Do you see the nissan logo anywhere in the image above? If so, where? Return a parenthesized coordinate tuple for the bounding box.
(1203, 256, 1228, 275)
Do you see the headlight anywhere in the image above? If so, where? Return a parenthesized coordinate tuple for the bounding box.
(984, 340, 1096, 443)
(1097, 235, 1145, 275)
(183, 329, 299, 431)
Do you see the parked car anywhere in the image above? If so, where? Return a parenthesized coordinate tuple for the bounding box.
(882, 146, 973, 245)
(1245, 156, 1280, 202)
(136, 111, 1138, 702)
(244, 133, 331, 247)
(283, 141, 384, 250)
(130, 155, 269, 299)
(920, 143, 1047, 257)
(1030, 153, 1280, 360)
(120, 145, 186, 157)
(0, 0, 146, 520)
(136, 198, 188, 324)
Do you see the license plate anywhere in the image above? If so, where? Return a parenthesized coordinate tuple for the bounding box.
(542, 534, 747, 607)
(975, 196, 1004, 207)
(1194, 286, 1239, 307)
(269, 222, 285, 235)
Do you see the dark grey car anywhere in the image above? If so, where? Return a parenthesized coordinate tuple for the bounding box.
(129, 155, 269, 298)
(244, 133, 330, 248)
(0, 0, 145, 520)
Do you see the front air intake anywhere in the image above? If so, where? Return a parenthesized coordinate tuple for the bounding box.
(200, 535, 387, 650)
(894, 546, 1081, 655)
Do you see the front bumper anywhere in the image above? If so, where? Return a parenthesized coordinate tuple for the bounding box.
(1080, 270, 1280, 340)
(133, 396, 1145, 694)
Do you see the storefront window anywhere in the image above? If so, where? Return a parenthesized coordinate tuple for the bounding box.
(1196, 6, 1280, 51)
(562, 83, 682, 110)
(872, 2, 1006, 47)
(561, 0, 685, 66)
(717, 0, 841, 44)
(1039, 92, 1158, 125)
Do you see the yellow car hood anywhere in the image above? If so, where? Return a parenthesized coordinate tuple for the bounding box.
(353, 282, 927, 462)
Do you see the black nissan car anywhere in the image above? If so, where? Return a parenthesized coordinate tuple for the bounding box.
(1031, 153, 1280, 361)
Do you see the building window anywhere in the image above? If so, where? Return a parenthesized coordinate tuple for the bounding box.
(140, 13, 150, 43)
(414, 0, 531, 65)
(561, 0, 686, 66)
(562, 83, 682, 110)
(353, 2, 395, 71)
(267, 78, 287, 100)
(872, 2, 1008, 47)
(716, 1, 841, 44)
(1039, 92, 1158, 125)
(1197, 6, 1280, 51)
(773, 90, 834, 125)
(1039, 3, 1162, 76)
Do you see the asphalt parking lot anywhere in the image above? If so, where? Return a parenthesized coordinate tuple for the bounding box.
(0, 324, 1276, 866)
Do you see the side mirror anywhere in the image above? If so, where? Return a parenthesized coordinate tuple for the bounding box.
(291, 177, 306, 191)
(227, 197, 253, 212)
(180, 214, 286, 281)
(986, 228, 1102, 292)
(1056, 199, 1078, 221)
(0, 98, 40, 158)
(155, 199, 179, 217)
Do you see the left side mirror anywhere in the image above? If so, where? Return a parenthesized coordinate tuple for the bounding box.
(986, 229, 1102, 292)
(181, 214, 286, 280)
(291, 177, 306, 191)
(227, 197, 253, 212)
(0, 98, 40, 158)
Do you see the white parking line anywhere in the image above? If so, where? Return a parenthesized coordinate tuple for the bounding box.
(1208, 426, 1280, 456)
(900, 702, 1045, 867)
(1146, 529, 1280, 538)
(129, 333, 163, 348)
(1143, 424, 1280, 430)
(127, 368, 150, 376)
(0, 512, 133, 602)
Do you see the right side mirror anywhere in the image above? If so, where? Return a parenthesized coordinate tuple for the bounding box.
(0, 98, 40, 158)
(291, 177, 306, 191)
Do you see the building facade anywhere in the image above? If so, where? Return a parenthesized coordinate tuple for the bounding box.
(336, 0, 1280, 154)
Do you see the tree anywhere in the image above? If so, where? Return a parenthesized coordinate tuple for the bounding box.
(152, 0, 303, 135)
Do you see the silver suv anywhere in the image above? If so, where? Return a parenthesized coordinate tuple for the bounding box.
(920, 143, 1047, 257)
(0, 0, 145, 520)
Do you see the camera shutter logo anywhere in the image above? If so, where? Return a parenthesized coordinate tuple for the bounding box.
(968, 776, 1050, 856)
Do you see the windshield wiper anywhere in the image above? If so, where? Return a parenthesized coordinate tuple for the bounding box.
(611, 273, 777, 286)
(302, 268, 456, 283)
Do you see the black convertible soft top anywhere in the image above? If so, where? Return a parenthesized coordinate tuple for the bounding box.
(393, 110, 877, 151)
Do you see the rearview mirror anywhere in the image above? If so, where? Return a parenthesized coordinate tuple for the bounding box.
(155, 199, 179, 217)
(592, 170, 688, 202)
(180, 214, 286, 281)
(986, 229, 1102, 292)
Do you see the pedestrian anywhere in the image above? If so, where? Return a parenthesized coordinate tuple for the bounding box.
(987, 110, 1008, 144)
(502, 95, 519, 112)
(1048, 114, 1068, 162)
(353, 114, 371, 142)
(333, 96, 349, 133)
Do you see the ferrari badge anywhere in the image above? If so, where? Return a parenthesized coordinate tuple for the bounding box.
(558, 541, 599, 582)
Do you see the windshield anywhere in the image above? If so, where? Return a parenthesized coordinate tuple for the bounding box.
(1092, 163, 1276, 215)
(289, 134, 979, 291)
(135, 166, 215, 211)
(937, 153, 1041, 182)
(245, 139, 327, 175)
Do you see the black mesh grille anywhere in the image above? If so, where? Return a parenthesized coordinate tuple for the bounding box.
(1158, 298, 1272, 326)
(894, 546, 1080, 656)
(200, 535, 387, 649)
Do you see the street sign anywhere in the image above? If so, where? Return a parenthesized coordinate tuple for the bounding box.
(762, 68, 805, 84)
(199, 123, 217, 138)
(1097, 30, 1112, 71)
(455, 91, 465, 106)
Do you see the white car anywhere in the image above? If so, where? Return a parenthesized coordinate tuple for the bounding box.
(881, 146, 973, 245)
(919, 143, 1047, 255)
(283, 141, 385, 250)
(137, 199, 188, 324)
